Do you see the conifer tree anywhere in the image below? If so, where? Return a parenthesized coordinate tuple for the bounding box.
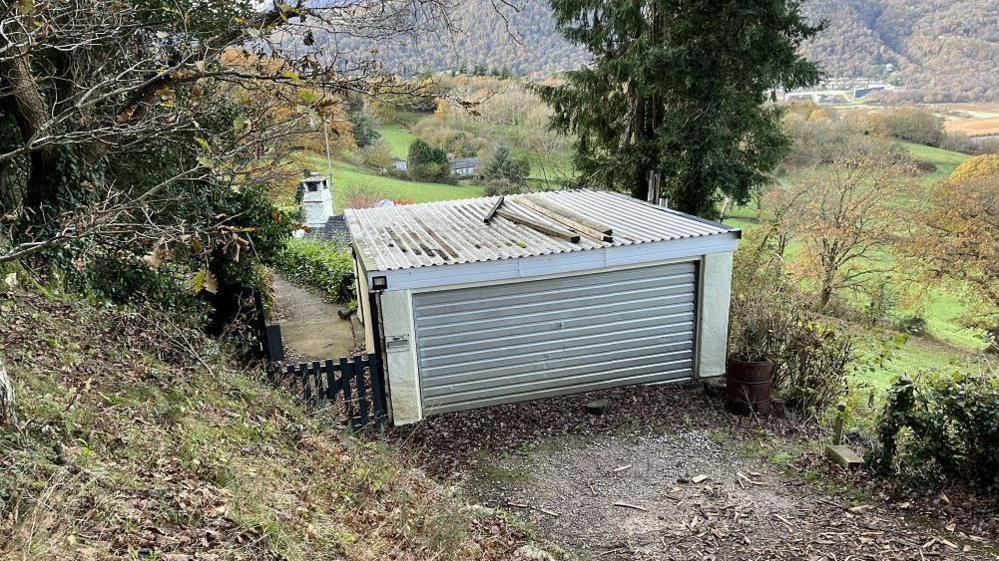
(538, 1, 822, 217)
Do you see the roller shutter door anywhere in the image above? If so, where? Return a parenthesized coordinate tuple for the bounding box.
(412, 262, 698, 414)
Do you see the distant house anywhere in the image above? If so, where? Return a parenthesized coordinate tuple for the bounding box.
(450, 157, 480, 177)
(391, 159, 408, 172)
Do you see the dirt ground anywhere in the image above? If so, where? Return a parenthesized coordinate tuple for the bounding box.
(271, 273, 358, 362)
(390, 385, 999, 561)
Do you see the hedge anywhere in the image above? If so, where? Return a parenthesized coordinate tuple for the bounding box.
(871, 371, 999, 493)
(274, 238, 355, 303)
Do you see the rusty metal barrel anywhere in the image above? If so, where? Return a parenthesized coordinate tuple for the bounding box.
(725, 357, 774, 415)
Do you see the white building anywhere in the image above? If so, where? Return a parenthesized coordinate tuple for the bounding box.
(345, 190, 740, 425)
(301, 173, 333, 229)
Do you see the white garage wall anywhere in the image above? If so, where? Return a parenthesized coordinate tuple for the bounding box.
(380, 289, 423, 425)
(696, 252, 733, 379)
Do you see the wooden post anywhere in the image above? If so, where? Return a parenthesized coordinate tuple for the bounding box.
(832, 402, 846, 445)
(482, 195, 505, 223)
(367, 290, 389, 422)
(0, 360, 16, 428)
(825, 402, 863, 469)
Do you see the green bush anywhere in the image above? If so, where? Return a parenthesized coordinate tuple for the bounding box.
(870, 371, 999, 493)
(274, 238, 355, 303)
(483, 179, 527, 197)
(407, 139, 451, 182)
(895, 314, 928, 336)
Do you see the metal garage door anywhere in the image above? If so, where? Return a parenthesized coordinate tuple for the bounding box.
(412, 261, 698, 414)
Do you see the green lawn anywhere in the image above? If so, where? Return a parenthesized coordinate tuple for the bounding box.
(303, 154, 483, 212)
(896, 141, 969, 184)
(852, 337, 973, 390)
(379, 125, 418, 159)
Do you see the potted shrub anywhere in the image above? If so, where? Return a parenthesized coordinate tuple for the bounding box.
(726, 297, 775, 415)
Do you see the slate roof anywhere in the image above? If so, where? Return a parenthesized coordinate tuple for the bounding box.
(306, 214, 350, 243)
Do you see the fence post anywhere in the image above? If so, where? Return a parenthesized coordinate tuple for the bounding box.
(356, 357, 369, 426)
(298, 363, 310, 402)
(368, 352, 386, 420)
(339, 357, 354, 426)
(311, 361, 322, 405)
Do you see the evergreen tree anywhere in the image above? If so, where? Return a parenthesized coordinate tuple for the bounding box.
(349, 111, 381, 148)
(484, 146, 531, 185)
(537, 1, 822, 217)
(407, 139, 450, 182)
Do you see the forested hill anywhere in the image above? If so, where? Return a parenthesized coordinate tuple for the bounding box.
(316, 0, 997, 103)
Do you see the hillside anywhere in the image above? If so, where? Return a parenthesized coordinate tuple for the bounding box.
(316, 0, 998, 102)
(0, 288, 548, 560)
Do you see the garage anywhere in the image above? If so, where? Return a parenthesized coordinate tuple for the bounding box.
(346, 190, 740, 425)
(414, 262, 698, 413)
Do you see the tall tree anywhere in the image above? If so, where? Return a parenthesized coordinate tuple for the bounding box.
(779, 138, 914, 309)
(537, 0, 822, 217)
(914, 156, 999, 347)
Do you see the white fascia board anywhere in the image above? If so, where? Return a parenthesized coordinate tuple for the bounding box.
(367, 233, 740, 292)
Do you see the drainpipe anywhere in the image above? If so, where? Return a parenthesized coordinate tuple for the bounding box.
(367, 276, 390, 419)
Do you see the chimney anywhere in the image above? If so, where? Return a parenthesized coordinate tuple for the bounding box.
(301, 174, 334, 228)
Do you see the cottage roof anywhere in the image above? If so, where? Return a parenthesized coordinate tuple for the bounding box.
(450, 157, 480, 169)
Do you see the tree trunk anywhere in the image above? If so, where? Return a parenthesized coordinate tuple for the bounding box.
(0, 360, 16, 428)
(818, 284, 833, 310)
(0, 27, 63, 211)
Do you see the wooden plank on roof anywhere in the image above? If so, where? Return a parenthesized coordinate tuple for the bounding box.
(482, 196, 505, 224)
(517, 196, 614, 243)
(495, 208, 580, 243)
(525, 194, 613, 234)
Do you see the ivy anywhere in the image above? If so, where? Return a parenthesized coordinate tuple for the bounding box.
(871, 372, 999, 493)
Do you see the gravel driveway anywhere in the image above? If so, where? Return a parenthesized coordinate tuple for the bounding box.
(390, 384, 998, 561)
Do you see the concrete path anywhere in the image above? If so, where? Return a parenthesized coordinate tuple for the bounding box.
(272, 273, 358, 362)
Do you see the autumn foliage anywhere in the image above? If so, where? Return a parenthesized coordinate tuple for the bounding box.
(914, 156, 999, 338)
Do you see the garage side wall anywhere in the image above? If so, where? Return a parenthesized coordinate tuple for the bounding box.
(354, 255, 375, 354)
(696, 251, 733, 379)
(379, 289, 422, 425)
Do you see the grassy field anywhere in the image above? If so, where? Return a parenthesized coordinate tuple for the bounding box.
(378, 124, 419, 159)
(897, 140, 969, 184)
(302, 154, 483, 212)
(727, 141, 985, 391)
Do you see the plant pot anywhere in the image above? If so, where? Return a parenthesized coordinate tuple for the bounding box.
(726, 356, 774, 415)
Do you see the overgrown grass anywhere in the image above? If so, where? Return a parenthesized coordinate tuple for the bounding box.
(0, 289, 556, 560)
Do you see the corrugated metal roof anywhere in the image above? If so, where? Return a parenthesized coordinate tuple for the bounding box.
(345, 189, 738, 273)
